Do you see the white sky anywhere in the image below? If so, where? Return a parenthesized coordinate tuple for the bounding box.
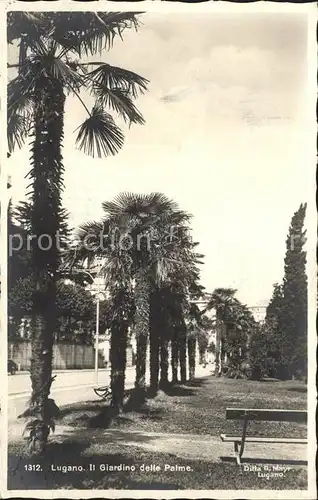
(7, 11, 312, 307)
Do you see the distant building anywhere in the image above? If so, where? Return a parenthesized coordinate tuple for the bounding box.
(248, 306, 267, 323)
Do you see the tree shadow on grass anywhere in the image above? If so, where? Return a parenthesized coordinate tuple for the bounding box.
(184, 378, 208, 388)
(161, 384, 197, 397)
(287, 386, 307, 394)
(54, 387, 164, 430)
(8, 439, 181, 490)
(57, 402, 104, 421)
(86, 389, 165, 429)
(123, 388, 147, 412)
(87, 404, 119, 429)
(54, 378, 205, 431)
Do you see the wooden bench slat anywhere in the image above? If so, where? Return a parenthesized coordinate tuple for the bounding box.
(220, 433, 307, 444)
(226, 408, 307, 423)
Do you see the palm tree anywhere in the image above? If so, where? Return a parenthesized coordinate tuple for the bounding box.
(71, 217, 135, 414)
(203, 288, 238, 376)
(223, 303, 256, 378)
(8, 12, 148, 453)
(203, 289, 256, 377)
(73, 192, 200, 400)
(156, 259, 205, 387)
(99, 192, 193, 397)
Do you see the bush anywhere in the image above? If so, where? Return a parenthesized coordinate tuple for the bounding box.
(275, 361, 291, 381)
(249, 326, 273, 380)
(249, 322, 294, 380)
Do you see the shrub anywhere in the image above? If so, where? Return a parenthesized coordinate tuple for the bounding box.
(249, 322, 293, 380)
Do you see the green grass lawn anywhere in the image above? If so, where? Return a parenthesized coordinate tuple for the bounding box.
(8, 376, 307, 490)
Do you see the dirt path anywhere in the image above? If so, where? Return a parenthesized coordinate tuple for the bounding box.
(10, 423, 307, 466)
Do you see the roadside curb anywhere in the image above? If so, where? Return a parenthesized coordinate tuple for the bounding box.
(9, 369, 213, 399)
(11, 367, 135, 376)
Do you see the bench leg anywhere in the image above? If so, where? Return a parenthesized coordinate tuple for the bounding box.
(239, 416, 248, 460)
(234, 441, 241, 465)
(233, 417, 249, 466)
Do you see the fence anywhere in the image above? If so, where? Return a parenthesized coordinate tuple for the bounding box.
(8, 341, 97, 370)
(8, 340, 134, 371)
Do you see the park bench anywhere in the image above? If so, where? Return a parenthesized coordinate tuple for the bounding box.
(220, 408, 307, 465)
(94, 386, 112, 400)
(93, 386, 130, 401)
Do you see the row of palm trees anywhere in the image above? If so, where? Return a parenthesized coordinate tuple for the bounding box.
(203, 288, 257, 377)
(69, 192, 205, 407)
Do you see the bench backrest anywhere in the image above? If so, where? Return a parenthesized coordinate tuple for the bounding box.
(226, 408, 307, 423)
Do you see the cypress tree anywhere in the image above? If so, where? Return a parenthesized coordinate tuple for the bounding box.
(281, 203, 307, 379)
(266, 283, 283, 324)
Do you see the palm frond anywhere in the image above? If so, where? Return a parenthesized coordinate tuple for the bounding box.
(7, 113, 31, 153)
(7, 75, 33, 152)
(87, 63, 148, 98)
(81, 12, 141, 56)
(48, 56, 84, 90)
(8, 75, 35, 117)
(76, 221, 106, 243)
(7, 12, 50, 45)
(93, 85, 145, 125)
(28, 51, 84, 90)
(100, 254, 133, 289)
(50, 12, 142, 57)
(102, 192, 180, 218)
(75, 104, 124, 158)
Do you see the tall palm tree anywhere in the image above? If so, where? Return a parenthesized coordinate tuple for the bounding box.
(203, 289, 255, 377)
(8, 12, 148, 453)
(70, 217, 134, 415)
(223, 302, 256, 378)
(73, 192, 200, 400)
(100, 192, 193, 397)
(203, 288, 238, 376)
(161, 267, 203, 386)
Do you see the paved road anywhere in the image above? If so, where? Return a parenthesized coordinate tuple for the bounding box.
(8, 367, 138, 423)
(9, 368, 116, 396)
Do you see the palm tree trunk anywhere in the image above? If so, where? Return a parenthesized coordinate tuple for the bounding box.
(187, 336, 196, 380)
(149, 296, 160, 395)
(219, 337, 224, 375)
(134, 271, 149, 395)
(150, 330, 160, 394)
(110, 320, 128, 414)
(28, 77, 65, 454)
(18, 37, 27, 73)
(179, 326, 187, 384)
(159, 334, 169, 389)
(171, 329, 179, 384)
(215, 319, 222, 376)
(29, 298, 55, 452)
(219, 323, 227, 375)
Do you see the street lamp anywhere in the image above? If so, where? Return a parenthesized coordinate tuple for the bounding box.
(95, 293, 100, 386)
(93, 290, 107, 387)
(70, 267, 106, 387)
